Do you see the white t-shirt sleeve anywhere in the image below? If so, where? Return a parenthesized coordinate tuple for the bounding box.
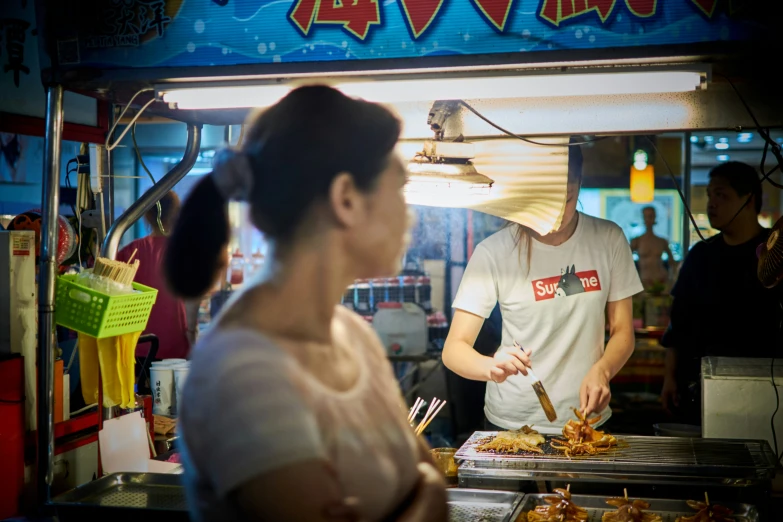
(452, 243, 499, 319)
(607, 225, 644, 302)
(186, 331, 326, 499)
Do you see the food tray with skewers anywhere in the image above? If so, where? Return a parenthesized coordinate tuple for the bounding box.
(518, 489, 757, 522)
(455, 409, 776, 484)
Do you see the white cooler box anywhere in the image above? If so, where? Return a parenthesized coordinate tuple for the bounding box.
(702, 356, 783, 451)
(373, 303, 427, 356)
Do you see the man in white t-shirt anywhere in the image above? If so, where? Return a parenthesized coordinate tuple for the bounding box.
(443, 143, 643, 431)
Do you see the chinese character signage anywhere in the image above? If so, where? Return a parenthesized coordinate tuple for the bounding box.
(40, 0, 764, 71)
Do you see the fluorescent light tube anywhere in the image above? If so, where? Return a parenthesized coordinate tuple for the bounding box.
(159, 69, 705, 110)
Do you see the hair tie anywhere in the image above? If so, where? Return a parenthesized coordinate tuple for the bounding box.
(211, 148, 253, 202)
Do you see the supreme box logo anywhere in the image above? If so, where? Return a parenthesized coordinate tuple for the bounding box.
(532, 269, 602, 301)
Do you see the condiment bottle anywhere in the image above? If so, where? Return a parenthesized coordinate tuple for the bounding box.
(228, 249, 245, 286)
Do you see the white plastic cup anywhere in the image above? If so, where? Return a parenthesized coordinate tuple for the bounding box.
(173, 365, 190, 414)
(150, 366, 175, 416)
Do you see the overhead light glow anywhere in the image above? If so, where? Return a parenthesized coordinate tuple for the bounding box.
(158, 69, 706, 110)
(404, 161, 494, 206)
(704, 136, 714, 143)
(737, 133, 753, 143)
(715, 142, 729, 150)
(630, 165, 655, 203)
(633, 149, 649, 171)
(717, 154, 730, 162)
(690, 135, 699, 143)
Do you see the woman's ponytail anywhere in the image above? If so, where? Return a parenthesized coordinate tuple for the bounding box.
(164, 175, 229, 299)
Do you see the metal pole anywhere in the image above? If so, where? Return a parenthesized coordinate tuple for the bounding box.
(682, 132, 692, 254)
(102, 123, 202, 259)
(37, 84, 64, 505)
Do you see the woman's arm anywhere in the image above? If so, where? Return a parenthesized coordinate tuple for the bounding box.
(443, 309, 531, 383)
(580, 297, 635, 416)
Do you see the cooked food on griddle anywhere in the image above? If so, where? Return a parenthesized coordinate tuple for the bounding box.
(675, 493, 735, 522)
(475, 425, 546, 454)
(601, 489, 662, 522)
(550, 408, 617, 457)
(527, 486, 588, 522)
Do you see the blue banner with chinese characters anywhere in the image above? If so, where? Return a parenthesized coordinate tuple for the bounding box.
(39, 0, 764, 70)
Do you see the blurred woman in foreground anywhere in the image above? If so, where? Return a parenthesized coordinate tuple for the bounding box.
(165, 86, 447, 522)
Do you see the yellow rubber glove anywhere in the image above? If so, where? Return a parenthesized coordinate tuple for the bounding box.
(78, 333, 99, 405)
(97, 336, 122, 408)
(117, 331, 142, 409)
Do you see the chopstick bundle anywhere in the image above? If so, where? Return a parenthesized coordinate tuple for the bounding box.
(93, 254, 140, 286)
(412, 397, 448, 436)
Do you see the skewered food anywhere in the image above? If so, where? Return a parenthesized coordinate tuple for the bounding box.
(527, 486, 588, 522)
(676, 493, 735, 522)
(602, 489, 662, 522)
(475, 426, 546, 454)
(550, 408, 617, 457)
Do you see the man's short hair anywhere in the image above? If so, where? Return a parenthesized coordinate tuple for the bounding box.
(642, 206, 656, 214)
(709, 161, 762, 214)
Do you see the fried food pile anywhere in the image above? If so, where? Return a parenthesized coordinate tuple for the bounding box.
(602, 489, 662, 522)
(475, 426, 546, 454)
(675, 493, 735, 522)
(550, 408, 617, 457)
(527, 486, 588, 522)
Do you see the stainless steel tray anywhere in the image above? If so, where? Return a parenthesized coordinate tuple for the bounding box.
(518, 494, 758, 522)
(456, 432, 776, 481)
(53, 472, 188, 521)
(447, 488, 524, 522)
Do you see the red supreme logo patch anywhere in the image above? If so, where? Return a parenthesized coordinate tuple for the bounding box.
(532, 267, 601, 302)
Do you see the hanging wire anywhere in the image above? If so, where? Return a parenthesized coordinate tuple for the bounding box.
(105, 88, 156, 152)
(131, 122, 165, 235)
(644, 137, 706, 242)
(459, 100, 609, 147)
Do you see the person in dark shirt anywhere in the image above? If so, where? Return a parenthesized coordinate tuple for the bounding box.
(660, 161, 780, 423)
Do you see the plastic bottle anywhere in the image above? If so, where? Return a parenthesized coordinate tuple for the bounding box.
(402, 276, 417, 303)
(386, 277, 401, 303)
(416, 276, 432, 313)
(342, 283, 356, 311)
(371, 279, 386, 313)
(248, 249, 265, 278)
(228, 249, 245, 286)
(355, 279, 371, 316)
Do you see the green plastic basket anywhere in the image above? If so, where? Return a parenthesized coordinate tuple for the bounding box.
(55, 274, 158, 338)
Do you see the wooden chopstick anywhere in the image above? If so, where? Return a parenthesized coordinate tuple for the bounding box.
(415, 398, 440, 434)
(416, 400, 447, 436)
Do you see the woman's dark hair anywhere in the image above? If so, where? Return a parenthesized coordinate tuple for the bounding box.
(164, 86, 402, 299)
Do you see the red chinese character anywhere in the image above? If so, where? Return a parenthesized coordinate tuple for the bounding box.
(539, 0, 617, 27)
(690, 0, 717, 17)
(399, 0, 445, 39)
(626, 0, 657, 18)
(539, 0, 657, 27)
(471, 0, 516, 32)
(290, 0, 320, 36)
(290, 0, 381, 40)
